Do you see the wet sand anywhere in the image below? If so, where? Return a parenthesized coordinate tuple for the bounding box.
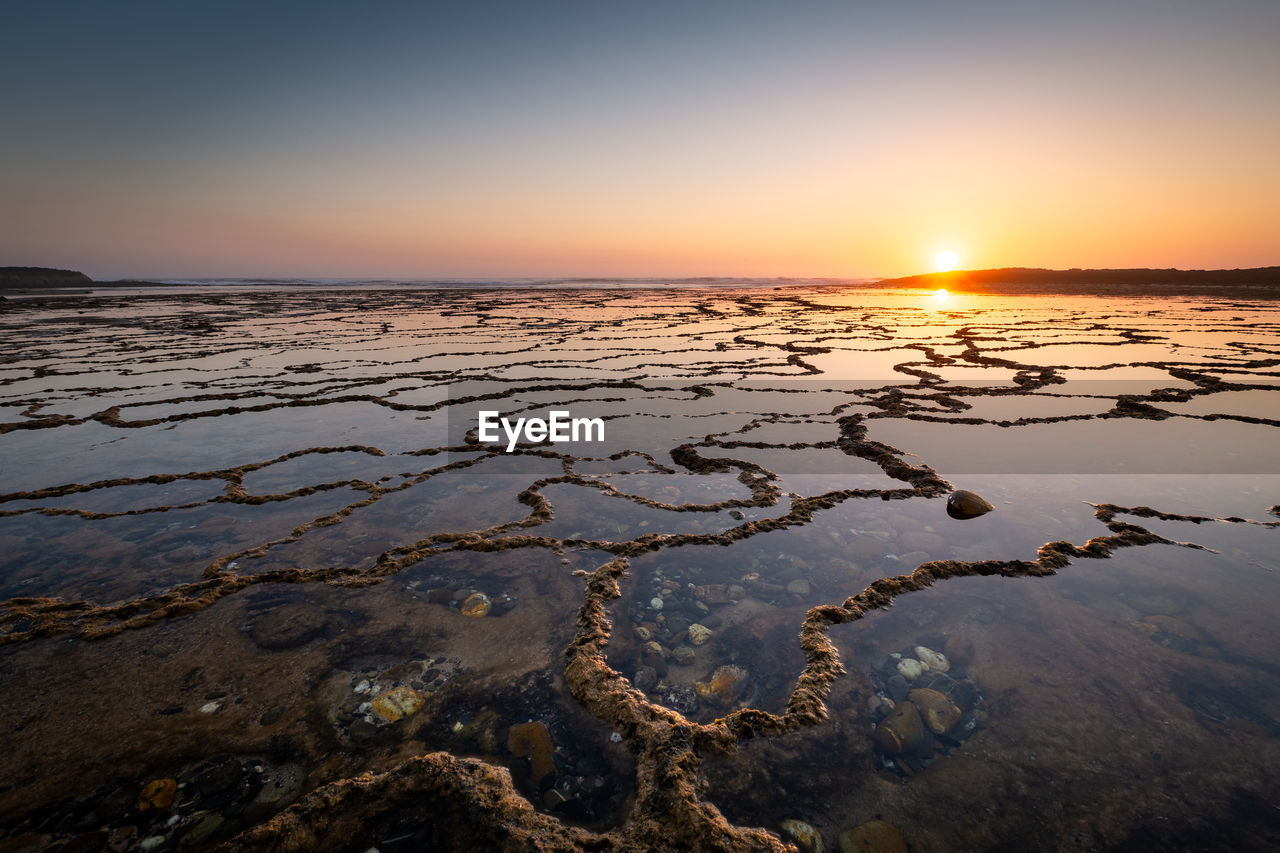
(0, 285, 1278, 851)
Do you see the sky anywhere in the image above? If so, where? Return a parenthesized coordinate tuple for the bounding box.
(1, 0, 1277, 280)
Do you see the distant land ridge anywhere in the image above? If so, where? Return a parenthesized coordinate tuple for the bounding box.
(879, 266, 1280, 296)
(0, 267, 93, 288)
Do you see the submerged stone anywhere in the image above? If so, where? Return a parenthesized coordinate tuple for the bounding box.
(687, 623, 713, 646)
(946, 489, 994, 520)
(694, 664, 750, 707)
(914, 645, 949, 673)
(838, 820, 908, 853)
(371, 686, 425, 722)
(908, 687, 962, 735)
(251, 602, 327, 650)
(781, 818, 825, 853)
(136, 778, 177, 811)
(786, 579, 811, 596)
(508, 721, 556, 786)
(873, 701, 926, 756)
(895, 658, 925, 681)
(461, 592, 491, 617)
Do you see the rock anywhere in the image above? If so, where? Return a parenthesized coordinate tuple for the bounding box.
(873, 701, 926, 756)
(642, 642, 669, 677)
(371, 686, 424, 722)
(508, 721, 557, 786)
(914, 645, 949, 673)
(634, 665, 658, 692)
(694, 664, 750, 707)
(634, 626, 653, 642)
(181, 815, 225, 846)
(885, 675, 910, 703)
(895, 658, 925, 680)
(694, 584, 731, 605)
(461, 592, 491, 617)
(195, 760, 243, 797)
(243, 763, 305, 824)
(687, 623, 713, 646)
(348, 718, 379, 741)
(908, 688, 962, 735)
(649, 597, 664, 610)
(786, 579, 811, 596)
(673, 646, 697, 666)
(251, 603, 326, 650)
(947, 489, 993, 520)
(780, 819, 825, 853)
(838, 819, 908, 853)
(659, 684, 699, 715)
(943, 634, 974, 667)
(729, 510, 745, 520)
(136, 778, 178, 811)
(427, 587, 453, 604)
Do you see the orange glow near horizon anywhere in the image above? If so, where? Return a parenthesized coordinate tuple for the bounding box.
(1, 5, 1277, 280)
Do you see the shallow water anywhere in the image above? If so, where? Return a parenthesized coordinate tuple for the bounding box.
(0, 285, 1277, 851)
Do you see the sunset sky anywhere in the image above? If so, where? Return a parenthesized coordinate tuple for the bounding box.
(2, 1, 1277, 280)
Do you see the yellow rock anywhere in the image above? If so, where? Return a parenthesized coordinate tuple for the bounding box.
(908, 687, 962, 735)
(781, 818, 825, 853)
(694, 664, 750, 707)
(838, 820, 907, 853)
(371, 686, 425, 722)
(461, 592, 491, 617)
(137, 778, 178, 811)
(687, 623, 713, 646)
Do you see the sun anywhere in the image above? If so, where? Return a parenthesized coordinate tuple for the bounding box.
(934, 250, 959, 272)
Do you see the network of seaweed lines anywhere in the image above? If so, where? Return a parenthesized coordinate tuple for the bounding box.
(1, 286, 1278, 851)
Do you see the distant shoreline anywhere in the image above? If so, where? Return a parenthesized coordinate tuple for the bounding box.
(4, 265, 1280, 298)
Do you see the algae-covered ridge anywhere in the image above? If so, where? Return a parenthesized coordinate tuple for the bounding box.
(0, 285, 1277, 851)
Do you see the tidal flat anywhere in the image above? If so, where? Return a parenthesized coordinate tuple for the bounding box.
(1, 284, 1278, 852)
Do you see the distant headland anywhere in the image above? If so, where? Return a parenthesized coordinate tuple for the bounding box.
(877, 266, 1280, 297)
(0, 267, 94, 290)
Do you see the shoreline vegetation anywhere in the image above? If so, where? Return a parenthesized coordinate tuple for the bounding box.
(3, 264, 1280, 298)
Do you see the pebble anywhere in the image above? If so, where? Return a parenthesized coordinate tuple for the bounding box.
(649, 597, 664, 610)
(780, 819, 825, 853)
(838, 820, 908, 853)
(371, 686, 425, 722)
(137, 778, 178, 811)
(673, 646, 697, 666)
(461, 592, 491, 617)
(942, 634, 974, 667)
(687, 623, 713, 646)
(895, 658, 925, 680)
(694, 664, 750, 707)
(908, 688, 962, 735)
(873, 701, 926, 756)
(786, 579, 811, 596)
(914, 645, 949, 672)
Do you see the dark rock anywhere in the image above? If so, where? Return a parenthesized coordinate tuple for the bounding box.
(251, 603, 327, 650)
